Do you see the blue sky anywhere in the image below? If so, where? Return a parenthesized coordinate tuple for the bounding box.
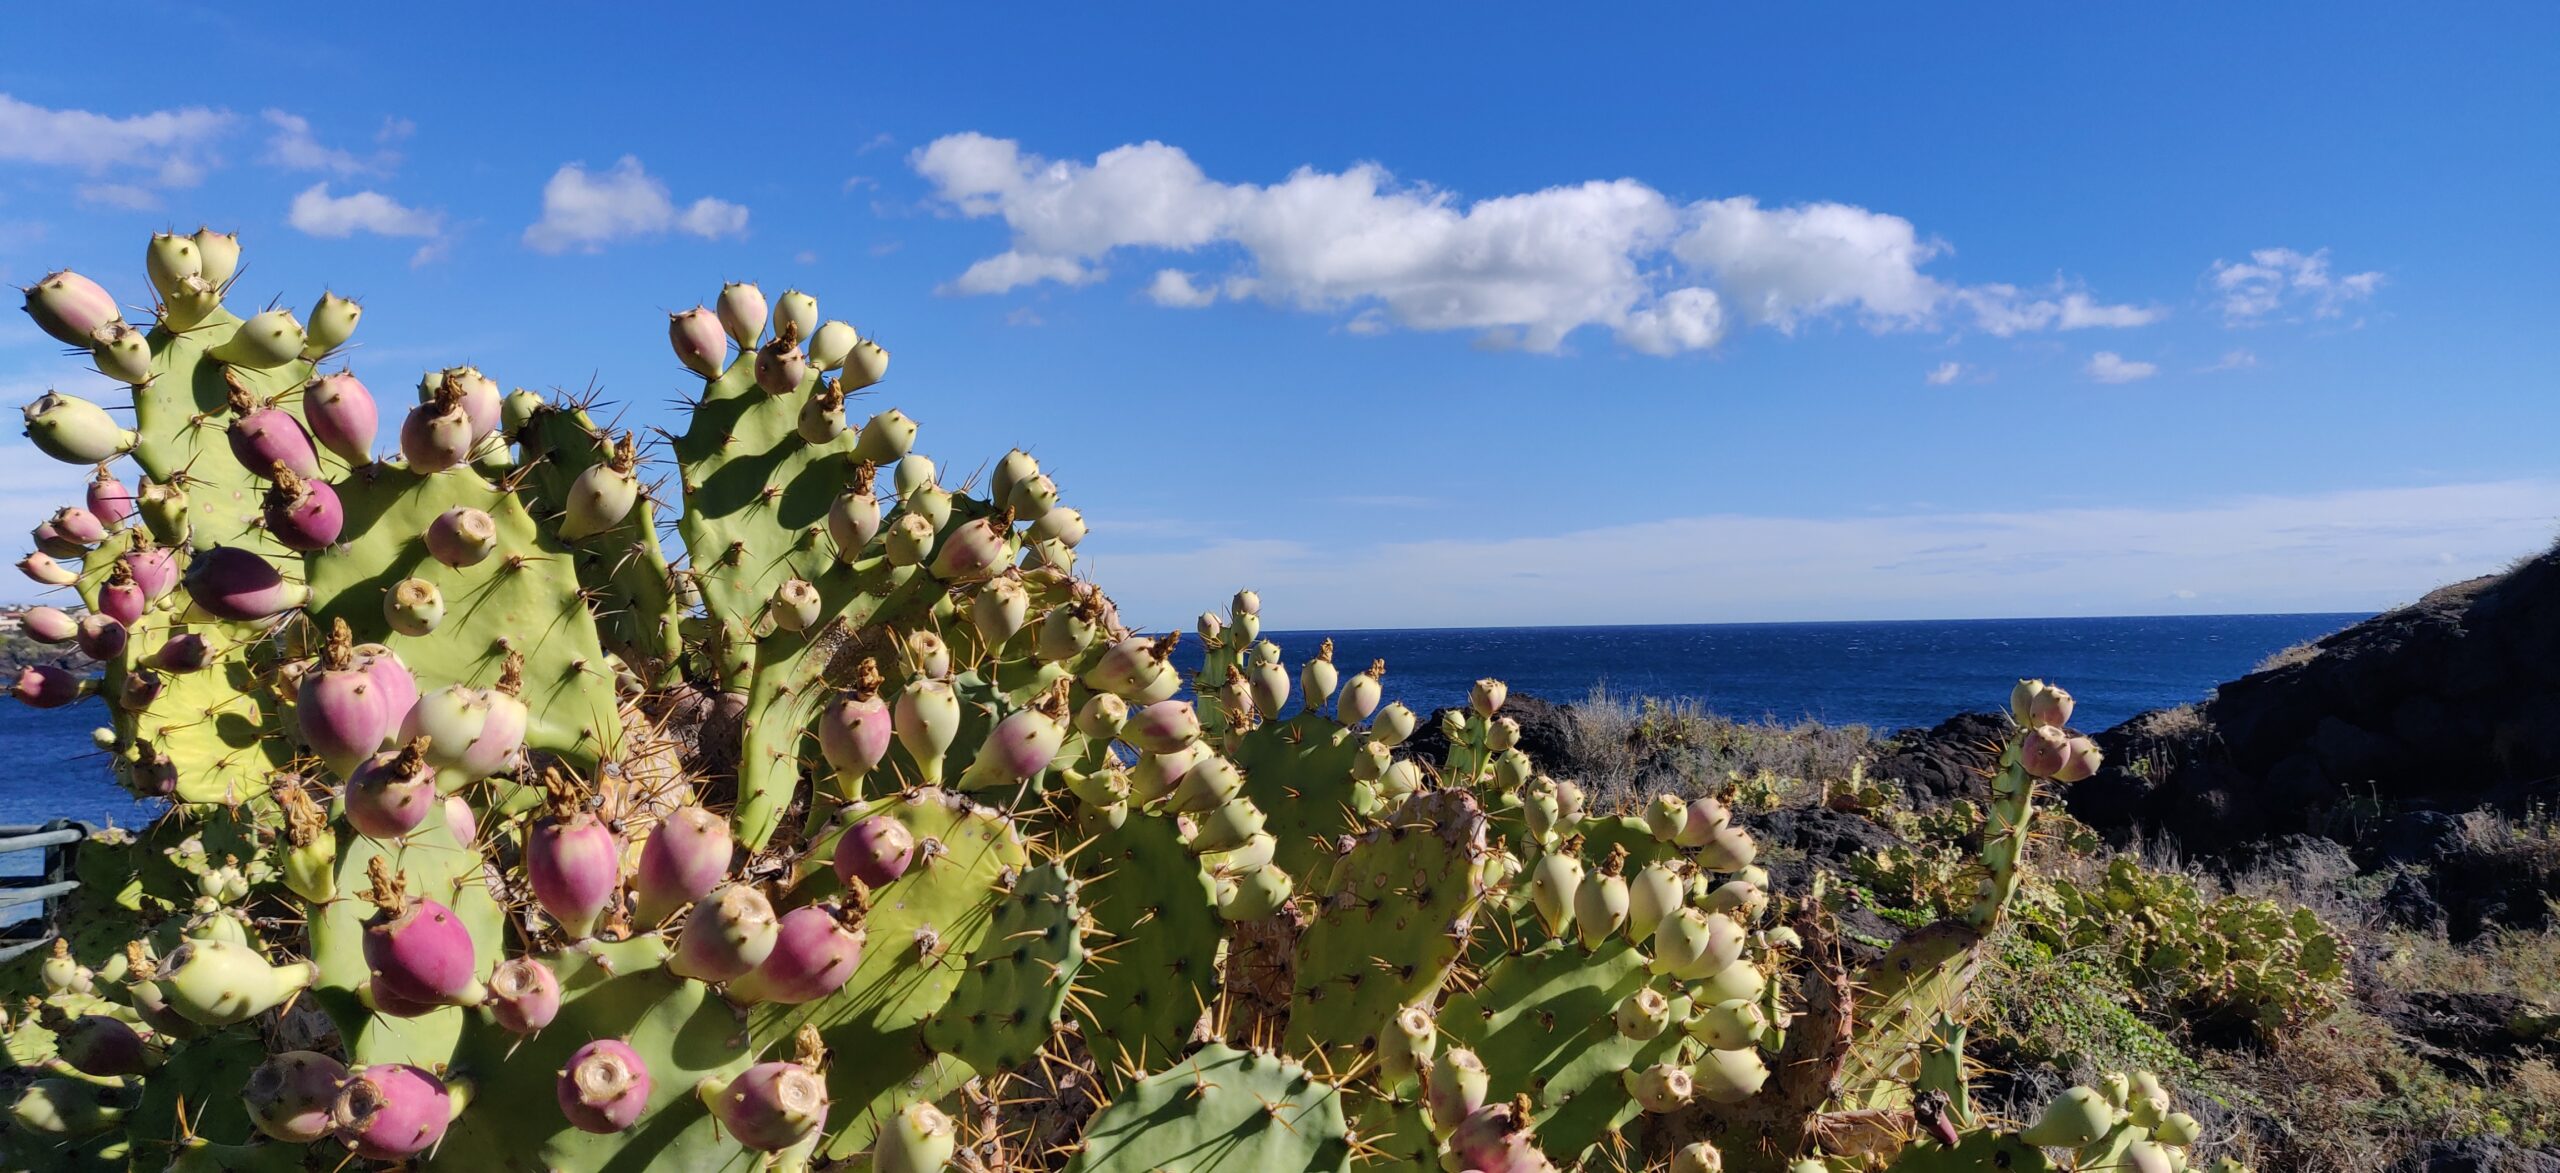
(1, 3, 2553, 629)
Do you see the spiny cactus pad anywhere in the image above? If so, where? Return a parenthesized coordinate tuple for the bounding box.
(1066, 1044, 1352, 1173)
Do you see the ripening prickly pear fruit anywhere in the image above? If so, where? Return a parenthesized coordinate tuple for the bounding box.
(297, 624, 394, 778)
(1007, 472, 1058, 520)
(1216, 859, 1294, 920)
(21, 270, 120, 347)
(153, 632, 211, 674)
(2009, 678, 2043, 725)
(1672, 1141, 1725, 1173)
(483, 955, 562, 1035)
(717, 282, 768, 347)
(808, 320, 858, 370)
(48, 505, 106, 548)
(700, 1059, 829, 1151)
(1626, 1063, 1695, 1113)
(725, 903, 865, 1005)
(419, 368, 500, 440)
(2029, 682, 2074, 728)
(963, 708, 1065, 787)
(1029, 505, 1086, 550)
(1128, 700, 1203, 754)
(2055, 735, 2103, 783)
(229, 401, 323, 482)
(2018, 1086, 2116, 1148)
(1695, 823, 1758, 873)
(122, 541, 177, 599)
(833, 814, 917, 890)
(39, 941, 88, 995)
(754, 335, 810, 396)
(10, 1077, 123, 1138)
(670, 883, 779, 983)
(211, 309, 308, 369)
(1074, 694, 1129, 744)
(1673, 795, 1730, 848)
(1617, 987, 1672, 1041)
(332, 1063, 453, 1161)
(49, 1012, 153, 1077)
(20, 605, 74, 644)
(185, 546, 312, 621)
(89, 320, 153, 384)
(768, 578, 822, 633)
(874, 1099, 958, 1173)
(1704, 879, 1768, 923)
(893, 678, 961, 785)
(1470, 678, 1508, 718)
(1529, 852, 1584, 939)
(1375, 1003, 1439, 1088)
(904, 628, 950, 673)
(992, 449, 1039, 508)
(73, 614, 126, 661)
(971, 577, 1030, 649)
(1427, 1048, 1490, 1136)
(818, 688, 895, 798)
(1035, 603, 1098, 663)
(668, 306, 728, 377)
(929, 516, 1010, 582)
(85, 467, 132, 526)
(1359, 703, 1412, 751)
(1165, 751, 1245, 814)
(632, 806, 731, 926)
(1185, 794, 1266, 853)
(401, 680, 521, 779)
(302, 291, 361, 358)
(1652, 908, 1744, 980)
(17, 553, 75, 587)
(262, 468, 343, 550)
(245, 1050, 348, 1143)
(842, 337, 889, 391)
(1487, 716, 1521, 753)
(384, 577, 444, 637)
(558, 1039, 653, 1134)
(528, 805, 621, 941)
(399, 392, 475, 474)
(1245, 654, 1291, 719)
(157, 938, 317, 1026)
(1336, 659, 1385, 726)
(2019, 724, 2070, 779)
(1300, 648, 1340, 714)
(24, 391, 136, 465)
(1575, 869, 1631, 949)
(362, 875, 484, 1009)
(854, 408, 917, 463)
(796, 380, 847, 443)
(143, 232, 199, 295)
(1691, 1048, 1769, 1105)
(32, 521, 81, 560)
(1447, 1099, 1544, 1173)
(192, 227, 240, 288)
(423, 506, 497, 567)
(560, 436, 641, 541)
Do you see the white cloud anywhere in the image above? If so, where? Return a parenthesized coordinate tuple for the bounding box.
(913, 133, 2155, 357)
(288, 183, 441, 239)
(0, 93, 230, 187)
(2207, 247, 2383, 324)
(1926, 361, 1965, 385)
(522, 157, 748, 254)
(2086, 351, 2157, 384)
(260, 110, 397, 176)
(1147, 269, 1219, 308)
(1080, 479, 2560, 630)
(2202, 348, 2258, 372)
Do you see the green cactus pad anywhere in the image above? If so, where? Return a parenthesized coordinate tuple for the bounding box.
(133, 307, 309, 553)
(1882, 1131, 2053, 1172)
(126, 1022, 264, 1149)
(508, 402, 682, 685)
(1070, 805, 1221, 1083)
(921, 861, 1087, 1072)
(305, 462, 622, 769)
(305, 799, 504, 1066)
(1442, 938, 1694, 1165)
(434, 936, 767, 1173)
(1230, 712, 1367, 885)
(752, 787, 1028, 1160)
(1067, 1044, 1352, 1173)
(1838, 919, 1984, 1110)
(1285, 789, 1491, 1063)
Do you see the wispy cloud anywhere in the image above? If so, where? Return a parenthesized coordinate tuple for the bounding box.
(2207, 247, 2383, 325)
(911, 132, 2157, 356)
(0, 93, 231, 188)
(2086, 351, 2157, 384)
(259, 110, 401, 176)
(287, 183, 449, 265)
(1926, 361, 1965, 385)
(2201, 348, 2258, 372)
(522, 157, 748, 254)
(1083, 480, 2560, 629)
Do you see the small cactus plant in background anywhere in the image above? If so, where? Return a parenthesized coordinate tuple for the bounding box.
(0, 233, 2262, 1173)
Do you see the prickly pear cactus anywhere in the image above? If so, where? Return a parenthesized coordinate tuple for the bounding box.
(0, 233, 2263, 1173)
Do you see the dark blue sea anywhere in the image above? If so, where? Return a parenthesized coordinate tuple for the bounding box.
(0, 612, 2362, 834)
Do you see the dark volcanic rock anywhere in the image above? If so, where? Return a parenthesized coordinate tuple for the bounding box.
(2073, 547, 2560, 881)
(1867, 711, 2010, 807)
(2391, 1137, 2560, 1173)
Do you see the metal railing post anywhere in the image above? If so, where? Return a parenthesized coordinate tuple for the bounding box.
(0, 819, 90, 964)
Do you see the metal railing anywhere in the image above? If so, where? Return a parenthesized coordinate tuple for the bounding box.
(0, 820, 89, 964)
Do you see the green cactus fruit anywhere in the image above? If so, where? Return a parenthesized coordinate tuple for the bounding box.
(874, 1099, 958, 1173)
(383, 577, 445, 636)
(1380, 1002, 1438, 1088)
(1626, 1062, 1695, 1113)
(1688, 997, 1765, 1050)
(1673, 1141, 1725, 1173)
(1529, 850, 1583, 939)
(11, 1077, 126, 1138)
(1692, 957, 1766, 1004)
(1627, 859, 1687, 942)
(2018, 1086, 2117, 1148)
(211, 309, 307, 369)
(1692, 1046, 1769, 1104)
(1575, 848, 1631, 949)
(155, 938, 317, 1026)
(1617, 986, 1672, 1041)
(1651, 907, 1743, 980)
(304, 291, 362, 358)
(24, 391, 138, 465)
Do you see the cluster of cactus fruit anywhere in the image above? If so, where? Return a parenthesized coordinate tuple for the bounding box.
(0, 232, 2265, 1172)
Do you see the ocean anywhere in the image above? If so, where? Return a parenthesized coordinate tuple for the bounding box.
(0, 612, 2364, 833)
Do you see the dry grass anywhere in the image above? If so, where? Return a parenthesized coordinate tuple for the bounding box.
(2252, 638, 2326, 674)
(1562, 686, 1878, 814)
